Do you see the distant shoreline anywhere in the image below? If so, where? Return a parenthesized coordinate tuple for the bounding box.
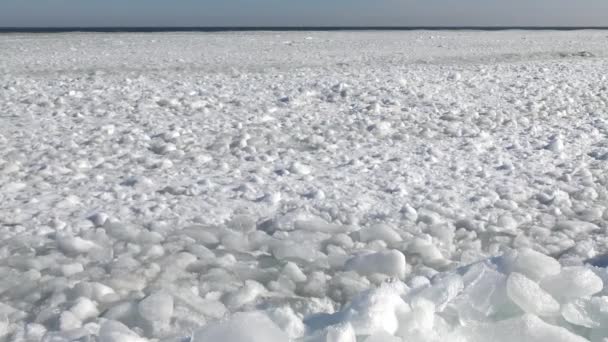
(1, 26, 608, 33)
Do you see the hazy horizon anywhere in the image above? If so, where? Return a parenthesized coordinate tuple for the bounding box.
(1, 0, 608, 28)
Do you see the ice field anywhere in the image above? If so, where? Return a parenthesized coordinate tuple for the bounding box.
(1, 30, 608, 341)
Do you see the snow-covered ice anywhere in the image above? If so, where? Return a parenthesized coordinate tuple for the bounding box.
(1, 30, 608, 341)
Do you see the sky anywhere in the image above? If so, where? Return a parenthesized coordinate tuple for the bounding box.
(1, 0, 608, 27)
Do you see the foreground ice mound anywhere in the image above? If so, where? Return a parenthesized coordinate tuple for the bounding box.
(191, 249, 608, 342)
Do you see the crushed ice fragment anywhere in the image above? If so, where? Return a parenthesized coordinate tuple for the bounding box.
(541, 267, 603, 300)
(191, 311, 288, 342)
(98, 320, 148, 342)
(344, 250, 407, 279)
(512, 248, 561, 281)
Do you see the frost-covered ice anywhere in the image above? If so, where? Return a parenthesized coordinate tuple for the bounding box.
(1, 30, 608, 341)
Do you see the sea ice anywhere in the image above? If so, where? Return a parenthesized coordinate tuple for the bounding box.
(335, 284, 410, 336)
(512, 248, 561, 281)
(191, 311, 289, 342)
(344, 250, 407, 279)
(2, 30, 608, 342)
(98, 320, 148, 342)
(506, 272, 560, 316)
(138, 291, 173, 333)
(454, 314, 589, 342)
(541, 267, 604, 300)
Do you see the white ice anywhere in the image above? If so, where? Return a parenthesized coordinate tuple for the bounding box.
(1, 30, 608, 341)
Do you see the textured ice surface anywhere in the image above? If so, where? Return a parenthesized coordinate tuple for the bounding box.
(1, 30, 608, 341)
(506, 272, 560, 316)
(191, 311, 289, 342)
(453, 314, 589, 342)
(541, 267, 604, 300)
(512, 248, 561, 281)
(344, 250, 407, 279)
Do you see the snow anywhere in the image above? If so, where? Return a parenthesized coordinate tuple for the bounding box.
(1, 29, 608, 341)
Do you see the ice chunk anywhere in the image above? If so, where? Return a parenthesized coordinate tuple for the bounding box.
(512, 248, 561, 281)
(88, 212, 109, 227)
(416, 210, 443, 225)
(327, 234, 354, 249)
(98, 320, 148, 342)
(41, 328, 94, 342)
(358, 224, 402, 245)
(541, 267, 603, 300)
(56, 234, 100, 254)
(282, 262, 307, 283)
(290, 161, 312, 175)
(368, 121, 392, 136)
(182, 226, 221, 246)
(149, 142, 176, 155)
(497, 214, 518, 230)
(104, 221, 141, 242)
(70, 297, 99, 321)
(555, 220, 599, 234)
(326, 272, 371, 303)
(191, 311, 289, 342)
(61, 262, 84, 277)
(0, 317, 8, 339)
(338, 284, 410, 336)
(450, 262, 510, 323)
(90, 282, 117, 302)
(59, 310, 82, 331)
(221, 231, 250, 252)
(227, 214, 257, 232)
(414, 274, 463, 312)
(401, 204, 418, 221)
(298, 271, 328, 298)
(454, 314, 589, 342)
(294, 218, 349, 234)
(22, 323, 47, 341)
(364, 331, 402, 342)
(545, 136, 564, 153)
(103, 301, 139, 326)
(138, 291, 173, 333)
(224, 280, 266, 310)
(396, 299, 435, 341)
(406, 238, 444, 264)
(305, 322, 356, 342)
(344, 250, 407, 279)
(272, 241, 323, 263)
(172, 288, 227, 319)
(561, 297, 608, 328)
(408, 276, 430, 290)
(267, 306, 306, 339)
(507, 272, 560, 316)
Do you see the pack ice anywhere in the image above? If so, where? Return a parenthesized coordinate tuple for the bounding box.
(1, 30, 608, 341)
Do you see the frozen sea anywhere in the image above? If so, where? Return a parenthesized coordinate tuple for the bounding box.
(1, 30, 608, 341)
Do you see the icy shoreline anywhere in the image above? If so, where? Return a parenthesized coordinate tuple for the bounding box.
(1, 31, 608, 341)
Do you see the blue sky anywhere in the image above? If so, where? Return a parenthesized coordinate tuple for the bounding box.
(1, 0, 607, 27)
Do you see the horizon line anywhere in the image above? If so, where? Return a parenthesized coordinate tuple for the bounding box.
(1, 26, 608, 33)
